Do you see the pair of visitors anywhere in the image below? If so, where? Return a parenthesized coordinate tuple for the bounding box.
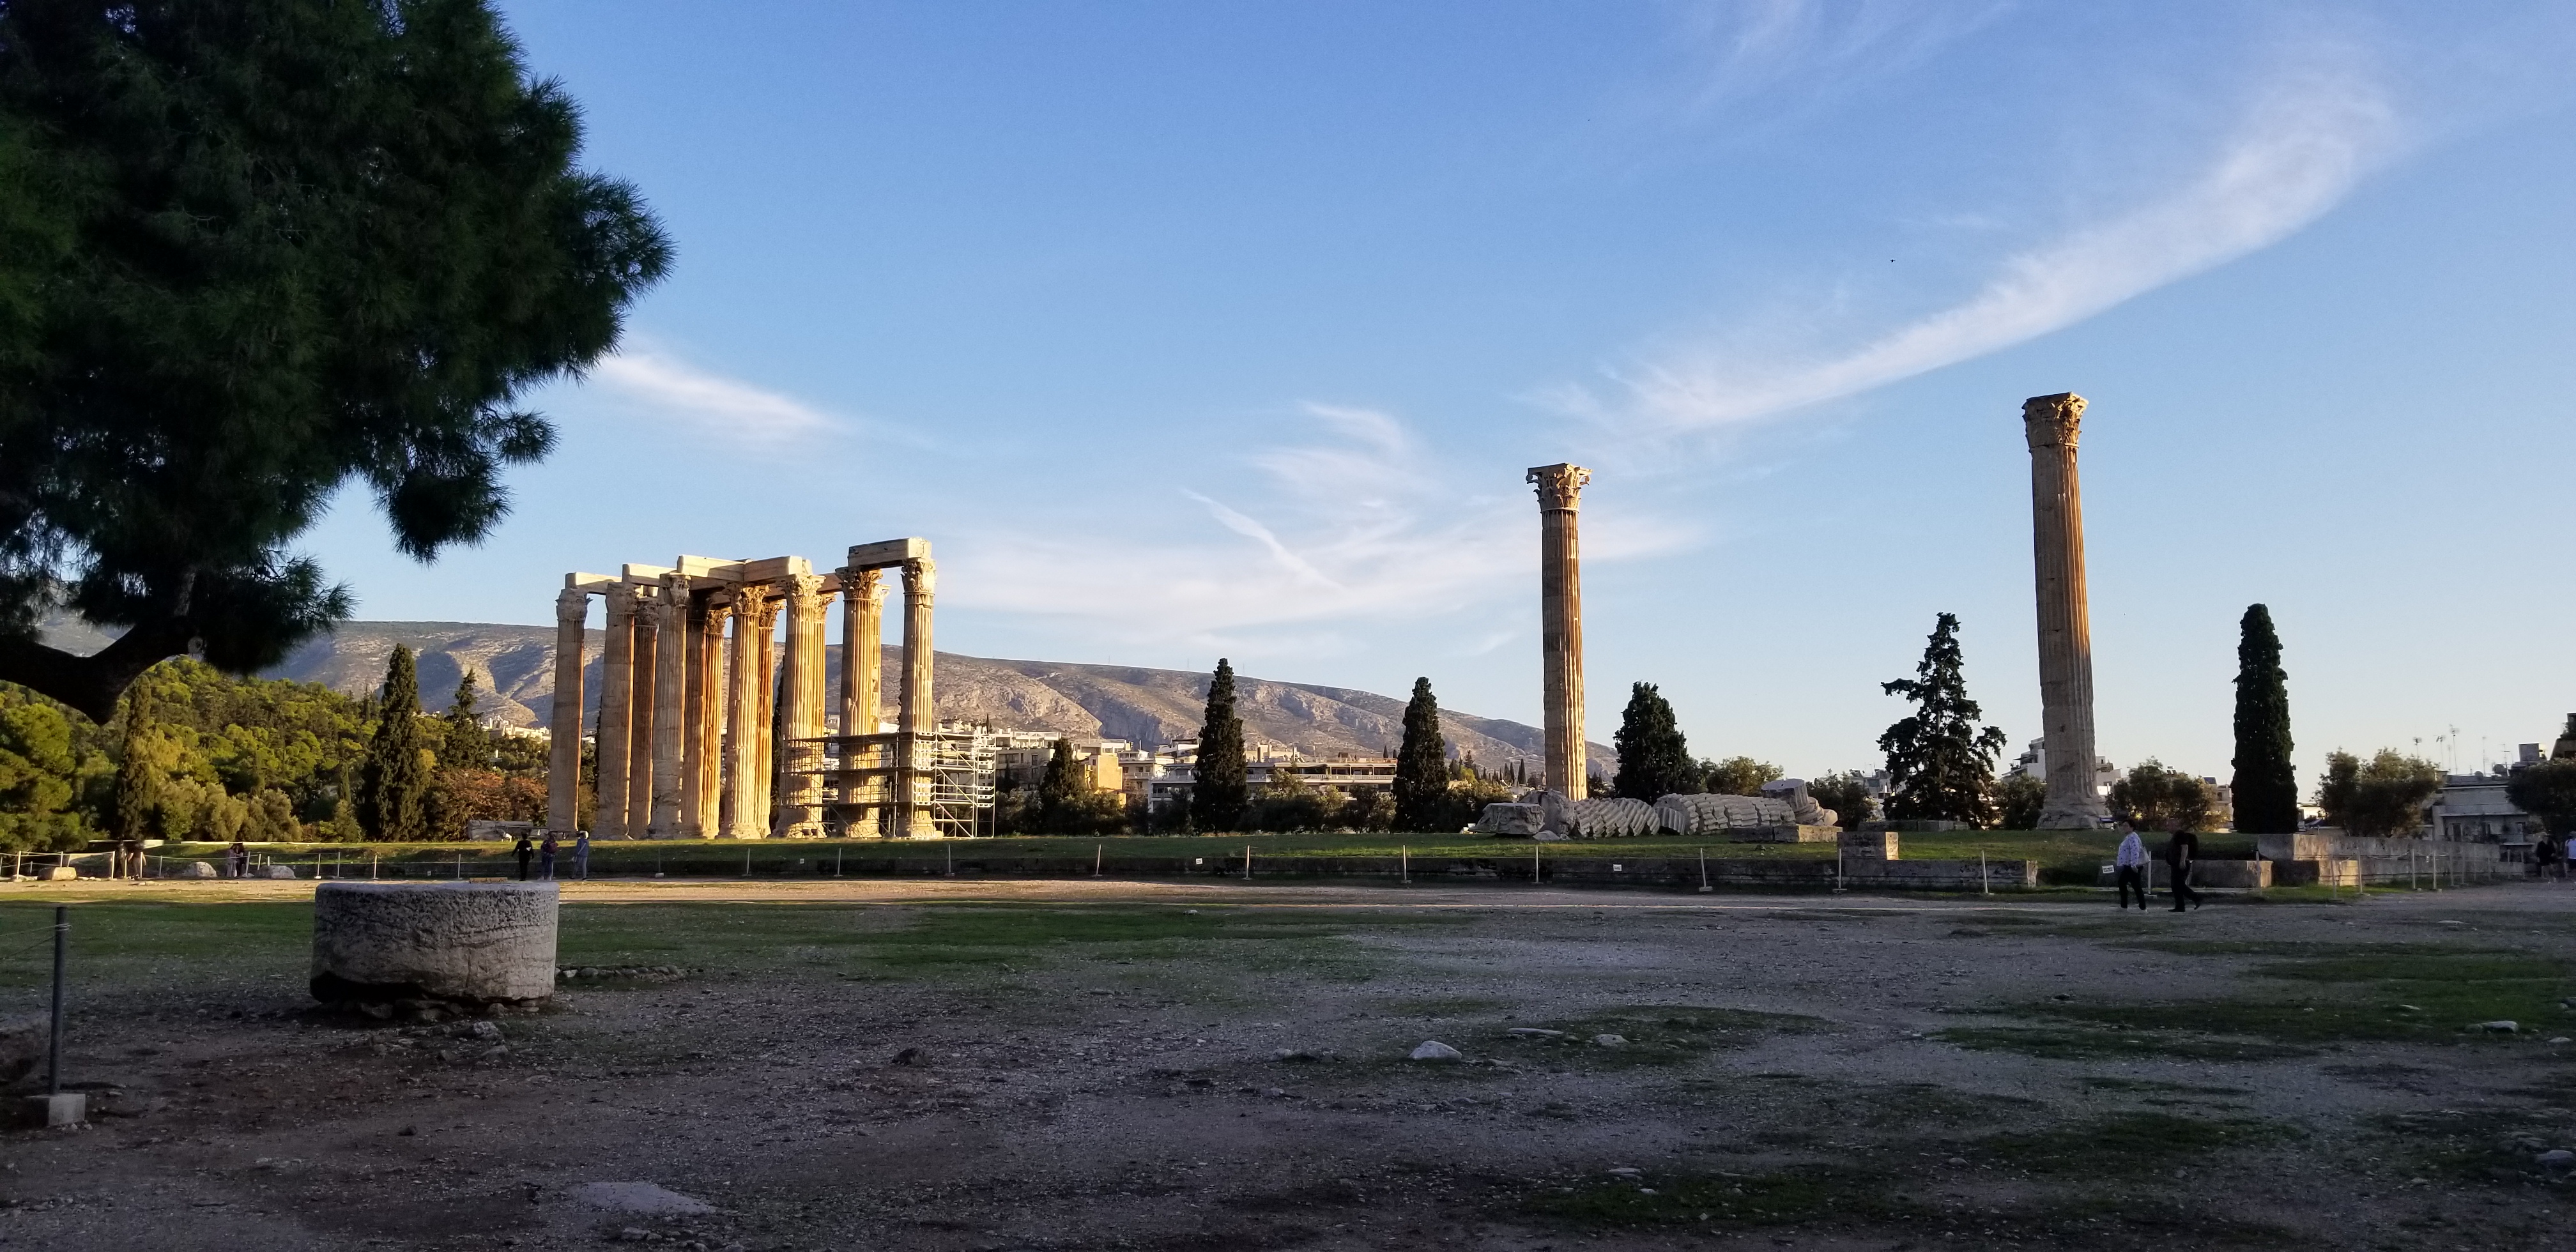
(513, 834, 535, 881)
(539, 833, 560, 880)
(228, 840, 249, 880)
(572, 832, 591, 881)
(2535, 832, 2566, 882)
(2166, 827, 2203, 912)
(2113, 821, 2150, 910)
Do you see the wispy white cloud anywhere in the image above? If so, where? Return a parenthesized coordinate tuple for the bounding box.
(588, 349, 841, 445)
(947, 404, 1691, 655)
(1669, 0, 2009, 120)
(1568, 47, 2404, 436)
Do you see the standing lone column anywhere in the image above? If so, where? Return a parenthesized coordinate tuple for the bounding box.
(593, 586, 639, 840)
(2024, 393, 2113, 829)
(898, 556, 938, 837)
(839, 568, 884, 837)
(1528, 464, 1592, 800)
(749, 592, 785, 832)
(546, 584, 590, 834)
(647, 576, 690, 837)
(775, 574, 831, 837)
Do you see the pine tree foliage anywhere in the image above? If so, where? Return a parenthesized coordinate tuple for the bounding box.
(1391, 677, 1449, 830)
(1190, 659, 1248, 832)
(2228, 604, 2299, 834)
(1877, 613, 2009, 826)
(358, 646, 429, 841)
(1613, 682, 1697, 801)
(0, 1, 671, 721)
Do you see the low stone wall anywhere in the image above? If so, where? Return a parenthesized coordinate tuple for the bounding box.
(2257, 834, 2511, 885)
(1726, 825, 1843, 844)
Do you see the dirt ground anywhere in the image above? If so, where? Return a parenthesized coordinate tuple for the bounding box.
(3, 877, 2574, 1250)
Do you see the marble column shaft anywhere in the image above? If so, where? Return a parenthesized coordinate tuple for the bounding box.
(721, 587, 772, 839)
(687, 599, 728, 838)
(898, 556, 937, 837)
(546, 586, 590, 834)
(2024, 393, 2113, 828)
(647, 576, 691, 837)
(776, 574, 831, 837)
(839, 568, 884, 836)
(1528, 464, 1591, 800)
(751, 592, 783, 832)
(625, 592, 660, 839)
(593, 586, 638, 840)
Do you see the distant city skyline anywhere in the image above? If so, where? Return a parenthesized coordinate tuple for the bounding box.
(292, 1, 2576, 787)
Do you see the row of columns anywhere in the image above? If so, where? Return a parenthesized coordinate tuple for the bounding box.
(543, 546, 939, 839)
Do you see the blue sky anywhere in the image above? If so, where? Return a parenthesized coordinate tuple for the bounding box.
(300, 1, 2576, 785)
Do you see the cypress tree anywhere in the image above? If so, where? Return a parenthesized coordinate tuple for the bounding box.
(1877, 614, 2010, 825)
(1391, 678, 1449, 831)
(357, 646, 429, 841)
(441, 669, 491, 769)
(1190, 659, 1249, 832)
(1613, 682, 1698, 801)
(1039, 737, 1080, 833)
(112, 680, 159, 840)
(2228, 604, 2299, 834)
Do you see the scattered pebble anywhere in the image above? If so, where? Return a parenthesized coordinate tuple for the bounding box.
(2479, 1020, 2520, 1034)
(1590, 1034, 1628, 1047)
(1409, 1041, 1462, 1062)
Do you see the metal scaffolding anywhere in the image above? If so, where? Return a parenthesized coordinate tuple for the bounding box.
(782, 728, 996, 839)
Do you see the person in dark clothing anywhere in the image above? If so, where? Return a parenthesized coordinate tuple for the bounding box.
(539, 833, 558, 880)
(2166, 827, 2203, 912)
(229, 840, 249, 879)
(514, 835, 535, 882)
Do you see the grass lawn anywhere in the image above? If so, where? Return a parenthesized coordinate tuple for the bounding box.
(140, 828, 2212, 885)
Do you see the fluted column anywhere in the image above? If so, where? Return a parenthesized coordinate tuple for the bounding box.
(647, 576, 691, 837)
(547, 585, 590, 834)
(898, 556, 938, 837)
(721, 586, 772, 839)
(626, 591, 661, 839)
(776, 574, 832, 837)
(1528, 464, 1591, 800)
(751, 591, 784, 831)
(594, 585, 639, 840)
(2025, 393, 2113, 828)
(839, 568, 885, 836)
(687, 598, 728, 837)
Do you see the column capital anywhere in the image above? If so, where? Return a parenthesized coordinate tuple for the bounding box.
(840, 566, 885, 604)
(901, 556, 937, 599)
(555, 586, 591, 623)
(2022, 392, 2087, 452)
(784, 572, 828, 609)
(746, 584, 785, 629)
(1526, 463, 1591, 510)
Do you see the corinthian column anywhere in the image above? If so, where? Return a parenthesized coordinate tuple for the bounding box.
(688, 597, 728, 837)
(775, 574, 832, 837)
(898, 556, 938, 837)
(1528, 464, 1591, 800)
(839, 567, 884, 836)
(750, 590, 785, 831)
(721, 586, 775, 839)
(594, 585, 639, 840)
(626, 591, 661, 839)
(547, 584, 590, 834)
(2024, 393, 2113, 828)
(647, 576, 691, 837)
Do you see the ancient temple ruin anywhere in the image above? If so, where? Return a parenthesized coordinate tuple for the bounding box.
(543, 538, 990, 840)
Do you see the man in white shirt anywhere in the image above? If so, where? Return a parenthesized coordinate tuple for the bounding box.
(2113, 821, 2149, 910)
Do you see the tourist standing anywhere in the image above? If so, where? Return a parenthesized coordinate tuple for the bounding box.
(2165, 827, 2203, 912)
(514, 834, 535, 881)
(539, 832, 558, 880)
(229, 840, 249, 880)
(2113, 822, 2149, 910)
(573, 831, 591, 881)
(2536, 832, 2564, 883)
